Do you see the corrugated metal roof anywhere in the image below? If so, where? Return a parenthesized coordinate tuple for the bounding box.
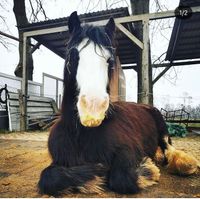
(20, 7, 138, 65)
(166, 0, 200, 61)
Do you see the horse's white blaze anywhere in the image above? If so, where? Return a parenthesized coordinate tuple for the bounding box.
(76, 38, 110, 127)
(76, 38, 110, 97)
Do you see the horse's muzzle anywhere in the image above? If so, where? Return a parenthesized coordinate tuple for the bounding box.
(78, 94, 109, 127)
(80, 114, 105, 127)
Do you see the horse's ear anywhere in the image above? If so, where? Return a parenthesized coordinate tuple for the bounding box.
(105, 18, 115, 38)
(68, 11, 81, 34)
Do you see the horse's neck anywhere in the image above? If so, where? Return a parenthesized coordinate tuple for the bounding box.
(61, 86, 78, 127)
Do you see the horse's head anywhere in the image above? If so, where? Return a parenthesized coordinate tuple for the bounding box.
(65, 11, 115, 127)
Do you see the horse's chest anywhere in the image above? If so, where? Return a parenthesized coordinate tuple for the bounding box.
(77, 131, 114, 166)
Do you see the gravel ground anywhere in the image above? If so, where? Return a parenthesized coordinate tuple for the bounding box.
(0, 131, 199, 198)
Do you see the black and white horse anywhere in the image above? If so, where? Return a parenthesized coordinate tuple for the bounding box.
(38, 11, 199, 196)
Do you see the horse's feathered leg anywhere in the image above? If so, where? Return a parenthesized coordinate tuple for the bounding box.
(163, 136, 199, 175)
(151, 107, 199, 175)
(38, 120, 108, 196)
(108, 146, 140, 194)
(136, 157, 160, 189)
(108, 146, 160, 194)
(38, 164, 107, 196)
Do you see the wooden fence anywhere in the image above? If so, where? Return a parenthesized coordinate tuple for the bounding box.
(8, 92, 58, 131)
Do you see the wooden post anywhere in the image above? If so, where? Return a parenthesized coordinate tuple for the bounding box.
(18, 89, 23, 131)
(21, 34, 28, 131)
(109, 56, 126, 102)
(56, 79, 58, 106)
(138, 18, 152, 105)
(109, 57, 120, 102)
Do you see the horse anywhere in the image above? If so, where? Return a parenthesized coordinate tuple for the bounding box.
(38, 11, 199, 196)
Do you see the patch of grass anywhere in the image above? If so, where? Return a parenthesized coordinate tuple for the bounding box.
(0, 129, 11, 134)
(0, 129, 48, 134)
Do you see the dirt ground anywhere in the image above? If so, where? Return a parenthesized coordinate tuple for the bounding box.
(0, 131, 200, 198)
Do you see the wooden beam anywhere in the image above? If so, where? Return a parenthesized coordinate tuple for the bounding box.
(109, 57, 120, 102)
(121, 65, 136, 70)
(21, 34, 28, 131)
(0, 30, 34, 47)
(0, 30, 20, 42)
(153, 65, 172, 84)
(21, 6, 200, 39)
(116, 23, 143, 49)
(139, 19, 151, 104)
(29, 42, 41, 54)
(153, 60, 200, 68)
(115, 6, 200, 24)
(24, 26, 68, 37)
(153, 56, 200, 84)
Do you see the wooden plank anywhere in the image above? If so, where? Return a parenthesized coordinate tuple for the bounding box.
(28, 112, 54, 120)
(10, 113, 20, 131)
(114, 6, 200, 24)
(10, 122, 20, 131)
(8, 91, 57, 130)
(28, 101, 52, 108)
(28, 111, 54, 116)
(22, 35, 28, 131)
(8, 93, 19, 100)
(27, 107, 53, 113)
(9, 100, 52, 108)
(140, 19, 151, 104)
(10, 107, 20, 113)
(10, 107, 53, 114)
(153, 66, 172, 84)
(9, 92, 54, 103)
(24, 26, 68, 37)
(109, 57, 120, 102)
(118, 65, 126, 101)
(18, 90, 25, 131)
(116, 23, 143, 49)
(28, 95, 53, 103)
(51, 100, 58, 113)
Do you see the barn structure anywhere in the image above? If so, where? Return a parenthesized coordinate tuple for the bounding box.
(1, 0, 200, 131)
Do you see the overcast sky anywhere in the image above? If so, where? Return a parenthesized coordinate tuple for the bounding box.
(0, 0, 200, 108)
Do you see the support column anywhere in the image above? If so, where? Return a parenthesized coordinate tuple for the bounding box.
(138, 19, 152, 105)
(20, 33, 28, 131)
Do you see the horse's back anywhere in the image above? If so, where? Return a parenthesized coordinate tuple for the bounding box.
(110, 101, 166, 157)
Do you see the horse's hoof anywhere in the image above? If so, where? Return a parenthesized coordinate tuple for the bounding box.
(165, 146, 199, 175)
(136, 157, 160, 189)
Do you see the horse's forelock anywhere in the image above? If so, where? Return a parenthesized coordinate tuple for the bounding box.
(65, 25, 115, 71)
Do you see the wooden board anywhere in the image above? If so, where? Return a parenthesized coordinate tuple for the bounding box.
(8, 92, 57, 131)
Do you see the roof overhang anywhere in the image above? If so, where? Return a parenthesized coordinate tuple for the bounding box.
(19, 7, 138, 65)
(166, 0, 200, 62)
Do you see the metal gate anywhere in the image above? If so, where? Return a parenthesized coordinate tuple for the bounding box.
(42, 73, 63, 109)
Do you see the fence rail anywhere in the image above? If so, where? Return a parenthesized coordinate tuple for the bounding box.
(0, 72, 63, 131)
(0, 72, 42, 96)
(161, 108, 190, 127)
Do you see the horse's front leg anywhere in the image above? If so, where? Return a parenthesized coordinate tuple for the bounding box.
(108, 146, 160, 194)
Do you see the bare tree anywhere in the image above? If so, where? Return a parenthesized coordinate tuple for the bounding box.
(13, 0, 48, 80)
(0, 0, 11, 49)
(0, 0, 47, 80)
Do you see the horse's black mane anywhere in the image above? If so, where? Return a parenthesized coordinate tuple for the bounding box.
(67, 24, 115, 55)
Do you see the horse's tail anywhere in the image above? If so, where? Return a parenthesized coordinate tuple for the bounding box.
(151, 107, 199, 176)
(38, 164, 107, 196)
